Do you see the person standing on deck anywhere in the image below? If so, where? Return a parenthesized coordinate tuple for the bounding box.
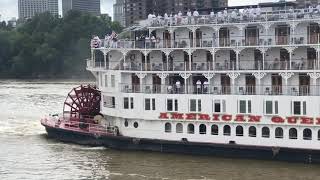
(187, 9, 192, 24)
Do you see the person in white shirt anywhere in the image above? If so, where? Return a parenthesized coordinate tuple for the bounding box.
(249, 6, 254, 20)
(175, 80, 181, 93)
(243, 8, 249, 20)
(187, 9, 192, 24)
(223, 8, 228, 18)
(167, 85, 173, 94)
(217, 11, 223, 22)
(169, 14, 173, 26)
(309, 5, 314, 13)
(151, 35, 156, 48)
(256, 6, 261, 16)
(177, 11, 182, 25)
(145, 36, 150, 48)
(203, 81, 209, 93)
(174, 14, 178, 25)
(164, 13, 169, 26)
(104, 34, 110, 47)
(151, 13, 157, 25)
(148, 13, 153, 25)
(231, 9, 237, 21)
(193, 10, 199, 24)
(157, 14, 162, 25)
(210, 10, 215, 22)
(317, 4, 320, 14)
(196, 80, 202, 93)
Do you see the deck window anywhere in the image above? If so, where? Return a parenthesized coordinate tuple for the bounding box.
(103, 96, 115, 108)
(123, 97, 134, 109)
(199, 124, 207, 134)
(190, 99, 201, 112)
(265, 100, 278, 115)
(275, 127, 283, 138)
(187, 124, 195, 134)
(238, 100, 251, 114)
(262, 127, 270, 138)
(211, 125, 219, 135)
(249, 126, 256, 137)
(292, 101, 306, 115)
(303, 128, 312, 140)
(236, 126, 243, 136)
(167, 99, 178, 112)
(289, 128, 298, 139)
(223, 125, 231, 136)
(213, 99, 226, 113)
(145, 98, 156, 110)
(111, 75, 115, 87)
(176, 123, 183, 133)
(165, 123, 172, 133)
(104, 75, 108, 87)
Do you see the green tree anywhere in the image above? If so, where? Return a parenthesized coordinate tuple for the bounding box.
(0, 11, 123, 79)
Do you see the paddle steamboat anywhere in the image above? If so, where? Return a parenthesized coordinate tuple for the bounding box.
(42, 3, 320, 163)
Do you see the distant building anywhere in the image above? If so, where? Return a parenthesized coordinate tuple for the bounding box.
(8, 18, 17, 28)
(294, 0, 319, 8)
(123, 0, 228, 27)
(18, 0, 59, 20)
(62, 0, 101, 17)
(113, 0, 126, 27)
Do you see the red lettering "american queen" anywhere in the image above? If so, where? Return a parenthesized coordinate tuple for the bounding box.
(159, 112, 261, 123)
(159, 112, 320, 125)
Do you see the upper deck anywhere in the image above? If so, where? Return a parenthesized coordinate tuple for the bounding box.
(93, 7, 320, 51)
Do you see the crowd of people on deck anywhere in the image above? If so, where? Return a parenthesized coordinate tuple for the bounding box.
(135, 34, 161, 48)
(91, 31, 118, 48)
(167, 79, 210, 94)
(145, 5, 320, 26)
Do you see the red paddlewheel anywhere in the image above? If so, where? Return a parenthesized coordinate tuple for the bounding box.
(63, 85, 101, 120)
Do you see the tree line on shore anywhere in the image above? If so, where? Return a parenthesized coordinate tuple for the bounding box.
(0, 11, 122, 79)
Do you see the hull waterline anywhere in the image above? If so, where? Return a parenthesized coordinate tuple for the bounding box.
(43, 124, 320, 164)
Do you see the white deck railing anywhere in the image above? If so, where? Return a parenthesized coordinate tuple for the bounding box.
(119, 83, 317, 96)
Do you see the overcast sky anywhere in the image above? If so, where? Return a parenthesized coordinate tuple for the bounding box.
(0, 0, 279, 21)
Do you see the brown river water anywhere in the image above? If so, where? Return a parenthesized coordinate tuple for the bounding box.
(0, 80, 320, 180)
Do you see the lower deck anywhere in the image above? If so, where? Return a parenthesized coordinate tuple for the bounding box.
(107, 115, 320, 150)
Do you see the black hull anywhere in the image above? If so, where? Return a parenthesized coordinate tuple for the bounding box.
(44, 125, 320, 164)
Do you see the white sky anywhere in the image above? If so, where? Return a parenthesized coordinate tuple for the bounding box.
(0, 0, 281, 21)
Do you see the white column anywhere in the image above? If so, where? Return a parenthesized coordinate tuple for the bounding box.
(279, 72, 294, 95)
(315, 48, 320, 70)
(104, 51, 107, 69)
(166, 54, 169, 71)
(136, 73, 147, 93)
(189, 53, 192, 71)
(227, 72, 240, 94)
(252, 72, 266, 95)
(216, 29, 220, 47)
(123, 54, 126, 70)
(179, 73, 191, 94)
(289, 51, 292, 70)
(262, 51, 265, 70)
(211, 49, 215, 70)
(193, 29, 196, 48)
(307, 72, 320, 95)
(236, 50, 240, 70)
(157, 73, 169, 94)
(203, 72, 215, 93)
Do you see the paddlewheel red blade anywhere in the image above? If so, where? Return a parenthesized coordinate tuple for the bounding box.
(63, 85, 101, 119)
